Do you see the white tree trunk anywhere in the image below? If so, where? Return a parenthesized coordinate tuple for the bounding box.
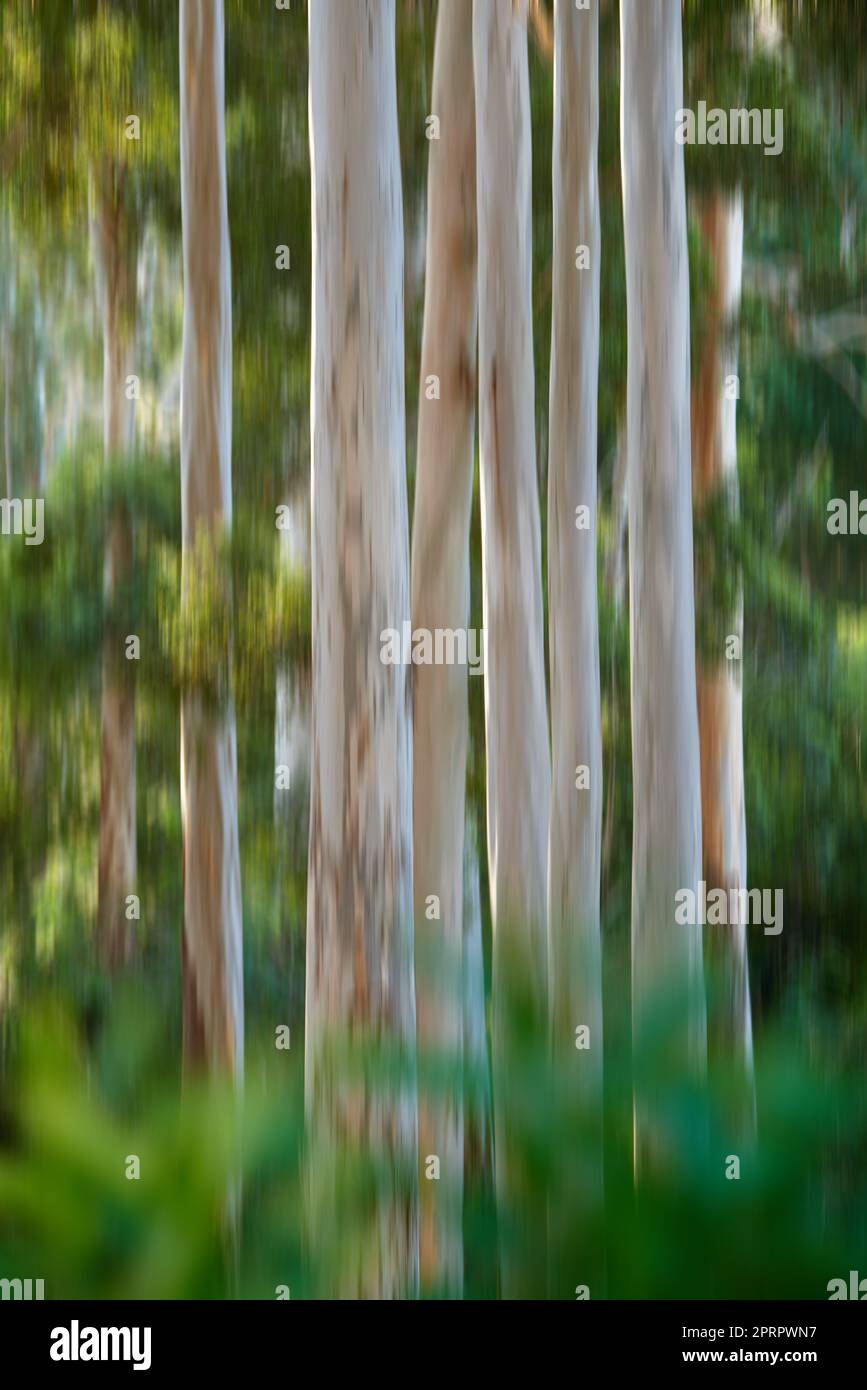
(93, 166, 137, 968)
(274, 670, 310, 819)
(474, 0, 550, 968)
(306, 0, 417, 1299)
(620, 0, 706, 1170)
(474, 0, 550, 1294)
(179, 0, 244, 1080)
(274, 487, 310, 826)
(547, 0, 603, 1103)
(692, 190, 754, 1093)
(547, 0, 604, 1284)
(411, 0, 478, 1299)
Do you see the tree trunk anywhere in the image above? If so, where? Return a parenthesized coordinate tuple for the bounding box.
(93, 163, 137, 969)
(274, 487, 310, 827)
(462, 814, 493, 1186)
(547, 0, 604, 1290)
(306, 0, 417, 1299)
(620, 0, 706, 1172)
(411, 0, 478, 1299)
(3, 303, 12, 497)
(179, 0, 244, 1080)
(691, 189, 754, 1102)
(474, 0, 550, 1295)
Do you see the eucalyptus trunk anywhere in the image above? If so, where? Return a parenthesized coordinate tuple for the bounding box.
(474, 0, 550, 1295)
(547, 0, 604, 1288)
(306, 0, 417, 1298)
(274, 487, 310, 827)
(411, 0, 478, 1299)
(462, 814, 493, 1187)
(179, 0, 244, 1079)
(692, 189, 754, 1105)
(621, 0, 706, 1172)
(3, 305, 12, 497)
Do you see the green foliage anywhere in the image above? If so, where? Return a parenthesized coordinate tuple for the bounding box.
(2, 969, 865, 1299)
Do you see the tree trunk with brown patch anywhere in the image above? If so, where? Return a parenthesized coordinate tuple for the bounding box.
(621, 0, 706, 1174)
(691, 189, 754, 1109)
(179, 0, 244, 1080)
(306, 0, 418, 1299)
(547, 0, 604, 1290)
(411, 0, 478, 1299)
(474, 0, 551, 1296)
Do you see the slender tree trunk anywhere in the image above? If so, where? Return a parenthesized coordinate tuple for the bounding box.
(274, 487, 309, 827)
(306, 0, 417, 1299)
(93, 163, 137, 969)
(605, 425, 628, 614)
(274, 666, 309, 770)
(691, 190, 754, 1103)
(474, 0, 550, 1295)
(462, 814, 493, 1186)
(33, 285, 46, 492)
(179, 0, 244, 1080)
(3, 307, 12, 497)
(411, 0, 478, 1299)
(547, 0, 604, 1291)
(274, 671, 309, 820)
(2, 251, 12, 499)
(620, 0, 706, 1172)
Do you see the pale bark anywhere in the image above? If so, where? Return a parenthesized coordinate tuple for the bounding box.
(474, 0, 550, 966)
(274, 488, 310, 826)
(547, 0, 604, 1286)
(692, 190, 754, 1093)
(1, 244, 12, 497)
(547, 0, 603, 1100)
(620, 0, 706, 1170)
(179, 0, 244, 1080)
(306, 0, 417, 1299)
(34, 285, 46, 492)
(411, 0, 478, 1299)
(93, 164, 137, 969)
(274, 669, 310, 821)
(474, 0, 550, 1295)
(3, 302, 12, 497)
